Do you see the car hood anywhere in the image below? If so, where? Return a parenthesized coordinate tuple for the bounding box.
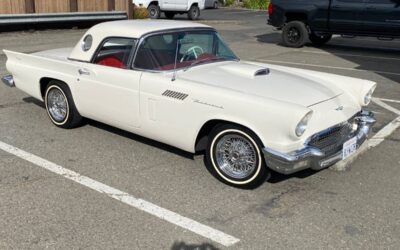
(179, 61, 343, 107)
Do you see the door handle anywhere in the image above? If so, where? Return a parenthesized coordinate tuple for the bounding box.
(332, 5, 341, 9)
(366, 6, 376, 10)
(78, 68, 90, 75)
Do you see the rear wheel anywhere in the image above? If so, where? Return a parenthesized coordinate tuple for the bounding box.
(44, 81, 82, 129)
(164, 11, 175, 19)
(213, 1, 218, 9)
(282, 21, 308, 48)
(188, 5, 200, 20)
(148, 4, 160, 19)
(309, 32, 332, 46)
(205, 124, 269, 188)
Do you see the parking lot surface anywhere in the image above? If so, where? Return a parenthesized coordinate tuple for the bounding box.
(1, 8, 400, 249)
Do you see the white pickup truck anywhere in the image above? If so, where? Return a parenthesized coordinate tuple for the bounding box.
(133, 0, 205, 20)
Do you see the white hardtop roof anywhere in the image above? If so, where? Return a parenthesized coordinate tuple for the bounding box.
(69, 20, 212, 62)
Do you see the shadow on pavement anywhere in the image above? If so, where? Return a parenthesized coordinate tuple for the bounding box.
(268, 168, 319, 184)
(171, 241, 219, 250)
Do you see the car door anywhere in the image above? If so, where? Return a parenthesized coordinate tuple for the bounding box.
(74, 37, 141, 128)
(160, 0, 176, 10)
(175, 0, 189, 11)
(363, 0, 400, 35)
(329, 0, 366, 33)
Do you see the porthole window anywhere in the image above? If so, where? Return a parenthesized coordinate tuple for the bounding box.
(81, 35, 93, 52)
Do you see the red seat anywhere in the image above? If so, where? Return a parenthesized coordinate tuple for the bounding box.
(96, 55, 125, 69)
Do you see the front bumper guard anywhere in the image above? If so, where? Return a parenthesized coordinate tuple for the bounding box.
(263, 110, 376, 175)
(2, 75, 15, 87)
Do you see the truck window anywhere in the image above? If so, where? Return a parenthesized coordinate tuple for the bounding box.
(93, 38, 136, 69)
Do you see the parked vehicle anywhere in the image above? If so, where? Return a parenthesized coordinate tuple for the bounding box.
(2, 20, 376, 188)
(268, 0, 400, 47)
(205, 0, 219, 9)
(133, 0, 205, 20)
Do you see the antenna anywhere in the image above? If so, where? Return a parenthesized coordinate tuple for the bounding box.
(172, 37, 180, 82)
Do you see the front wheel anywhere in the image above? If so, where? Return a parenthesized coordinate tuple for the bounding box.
(282, 21, 308, 48)
(44, 81, 82, 129)
(206, 124, 269, 188)
(309, 32, 332, 46)
(188, 5, 200, 20)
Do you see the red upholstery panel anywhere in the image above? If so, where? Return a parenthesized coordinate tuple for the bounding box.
(96, 55, 125, 69)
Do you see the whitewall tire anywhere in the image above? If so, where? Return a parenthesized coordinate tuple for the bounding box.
(44, 81, 82, 129)
(206, 124, 269, 188)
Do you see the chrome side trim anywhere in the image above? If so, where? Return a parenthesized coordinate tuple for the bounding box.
(1, 75, 15, 87)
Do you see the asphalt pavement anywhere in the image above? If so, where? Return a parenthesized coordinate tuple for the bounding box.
(1, 8, 400, 250)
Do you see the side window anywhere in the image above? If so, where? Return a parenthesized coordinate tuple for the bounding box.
(93, 38, 136, 69)
(134, 34, 178, 70)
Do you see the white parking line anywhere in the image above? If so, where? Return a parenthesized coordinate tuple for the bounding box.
(256, 59, 400, 76)
(299, 50, 400, 61)
(332, 98, 400, 171)
(372, 98, 400, 116)
(375, 97, 400, 104)
(0, 141, 240, 247)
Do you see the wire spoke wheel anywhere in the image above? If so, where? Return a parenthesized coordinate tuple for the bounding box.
(215, 134, 258, 180)
(47, 88, 68, 122)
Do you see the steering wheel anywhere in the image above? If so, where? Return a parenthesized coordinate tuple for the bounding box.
(180, 46, 204, 62)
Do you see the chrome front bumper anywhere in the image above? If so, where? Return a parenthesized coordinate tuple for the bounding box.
(263, 110, 376, 175)
(2, 75, 15, 87)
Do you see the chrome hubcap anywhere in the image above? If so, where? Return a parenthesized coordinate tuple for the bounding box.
(47, 88, 68, 122)
(215, 134, 258, 179)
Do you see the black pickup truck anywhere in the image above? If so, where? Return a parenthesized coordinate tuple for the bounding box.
(268, 0, 400, 47)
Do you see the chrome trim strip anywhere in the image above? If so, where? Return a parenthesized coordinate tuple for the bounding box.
(263, 146, 324, 162)
(1, 75, 15, 87)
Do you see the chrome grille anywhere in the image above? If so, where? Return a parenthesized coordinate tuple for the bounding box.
(307, 121, 355, 156)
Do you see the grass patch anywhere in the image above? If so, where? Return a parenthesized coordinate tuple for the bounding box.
(243, 0, 269, 9)
(133, 7, 149, 19)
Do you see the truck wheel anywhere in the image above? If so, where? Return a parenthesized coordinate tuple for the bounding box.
(188, 5, 200, 20)
(148, 4, 160, 19)
(44, 81, 82, 129)
(213, 1, 219, 9)
(282, 21, 308, 48)
(164, 11, 175, 19)
(309, 32, 332, 46)
(205, 124, 269, 189)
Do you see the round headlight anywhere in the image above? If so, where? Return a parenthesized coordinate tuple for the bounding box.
(363, 87, 375, 106)
(295, 111, 313, 137)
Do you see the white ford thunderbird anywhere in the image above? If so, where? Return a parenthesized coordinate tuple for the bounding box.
(2, 20, 376, 188)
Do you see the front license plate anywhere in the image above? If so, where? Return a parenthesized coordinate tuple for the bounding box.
(342, 137, 357, 160)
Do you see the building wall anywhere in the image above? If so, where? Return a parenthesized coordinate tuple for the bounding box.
(0, 0, 130, 14)
(0, 0, 26, 14)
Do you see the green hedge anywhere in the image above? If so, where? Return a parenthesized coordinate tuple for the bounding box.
(243, 0, 269, 10)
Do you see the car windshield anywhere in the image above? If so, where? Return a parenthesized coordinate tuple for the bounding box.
(133, 30, 238, 71)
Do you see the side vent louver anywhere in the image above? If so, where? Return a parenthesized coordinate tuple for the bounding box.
(162, 90, 188, 100)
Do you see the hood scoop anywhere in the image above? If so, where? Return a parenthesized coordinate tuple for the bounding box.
(219, 63, 270, 78)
